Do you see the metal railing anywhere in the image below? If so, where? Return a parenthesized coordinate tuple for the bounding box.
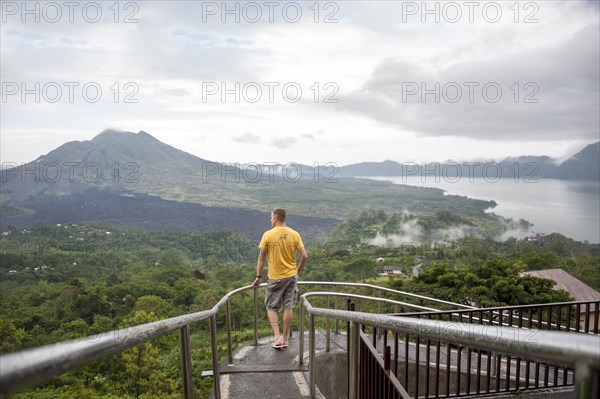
(300, 293, 600, 399)
(0, 281, 462, 398)
(398, 300, 600, 334)
(0, 284, 256, 399)
(359, 329, 410, 399)
(4, 280, 596, 399)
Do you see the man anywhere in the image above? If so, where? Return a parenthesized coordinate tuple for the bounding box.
(253, 208, 308, 349)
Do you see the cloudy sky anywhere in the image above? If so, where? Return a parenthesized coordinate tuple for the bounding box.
(1, 0, 599, 166)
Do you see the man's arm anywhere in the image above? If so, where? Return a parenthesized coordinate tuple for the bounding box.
(297, 246, 308, 275)
(253, 249, 267, 287)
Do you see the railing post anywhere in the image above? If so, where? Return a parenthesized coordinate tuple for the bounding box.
(347, 299, 353, 354)
(334, 295, 339, 334)
(346, 300, 355, 393)
(575, 361, 599, 399)
(326, 295, 331, 352)
(210, 315, 221, 399)
(378, 290, 382, 340)
(299, 303, 305, 365)
(384, 345, 391, 371)
(348, 320, 360, 399)
(180, 325, 194, 399)
(226, 299, 233, 364)
(372, 326, 377, 347)
(309, 313, 316, 399)
(253, 287, 259, 345)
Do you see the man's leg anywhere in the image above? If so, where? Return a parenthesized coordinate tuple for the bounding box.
(282, 308, 293, 345)
(267, 310, 282, 344)
(281, 276, 298, 346)
(265, 280, 284, 345)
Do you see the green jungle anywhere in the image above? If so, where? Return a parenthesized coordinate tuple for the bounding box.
(1, 209, 598, 398)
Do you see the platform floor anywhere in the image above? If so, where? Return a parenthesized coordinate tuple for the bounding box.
(210, 330, 348, 399)
(210, 330, 575, 399)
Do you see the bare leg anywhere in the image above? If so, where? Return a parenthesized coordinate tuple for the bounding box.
(267, 310, 282, 344)
(282, 308, 293, 344)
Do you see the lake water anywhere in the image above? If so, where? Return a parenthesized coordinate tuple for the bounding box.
(362, 176, 600, 243)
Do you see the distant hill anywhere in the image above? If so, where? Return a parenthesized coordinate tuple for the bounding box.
(338, 142, 599, 181)
(0, 130, 340, 241)
(337, 160, 403, 176)
(554, 142, 600, 181)
(0, 129, 523, 240)
(1, 129, 215, 203)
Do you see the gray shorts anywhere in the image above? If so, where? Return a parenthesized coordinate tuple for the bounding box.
(264, 275, 298, 311)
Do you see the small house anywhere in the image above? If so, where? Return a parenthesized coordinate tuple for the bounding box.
(378, 266, 403, 276)
(522, 268, 600, 331)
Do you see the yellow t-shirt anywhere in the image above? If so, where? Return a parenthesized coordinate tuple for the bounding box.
(258, 226, 304, 280)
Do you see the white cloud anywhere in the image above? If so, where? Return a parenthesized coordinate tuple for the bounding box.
(233, 132, 261, 144)
(338, 24, 599, 142)
(1, 0, 598, 165)
(270, 136, 297, 149)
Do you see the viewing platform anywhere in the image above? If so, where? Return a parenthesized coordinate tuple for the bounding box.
(1, 282, 599, 399)
(215, 330, 578, 399)
(209, 333, 327, 399)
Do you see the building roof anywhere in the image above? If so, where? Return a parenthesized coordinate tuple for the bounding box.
(522, 269, 600, 302)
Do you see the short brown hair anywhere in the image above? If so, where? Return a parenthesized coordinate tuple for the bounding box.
(272, 208, 287, 223)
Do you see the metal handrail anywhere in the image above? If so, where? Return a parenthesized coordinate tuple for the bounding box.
(300, 294, 600, 399)
(297, 281, 475, 310)
(0, 280, 456, 398)
(297, 291, 441, 365)
(397, 300, 600, 333)
(0, 283, 255, 398)
(398, 299, 600, 315)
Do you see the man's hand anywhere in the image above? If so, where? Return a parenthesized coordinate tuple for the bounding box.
(255, 249, 267, 288)
(297, 247, 308, 276)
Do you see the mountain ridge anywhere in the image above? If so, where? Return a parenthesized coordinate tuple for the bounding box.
(337, 142, 599, 181)
(2, 129, 589, 241)
(8, 130, 598, 181)
(0, 129, 342, 242)
(554, 142, 600, 180)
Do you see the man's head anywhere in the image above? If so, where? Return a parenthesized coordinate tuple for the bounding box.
(271, 208, 287, 227)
